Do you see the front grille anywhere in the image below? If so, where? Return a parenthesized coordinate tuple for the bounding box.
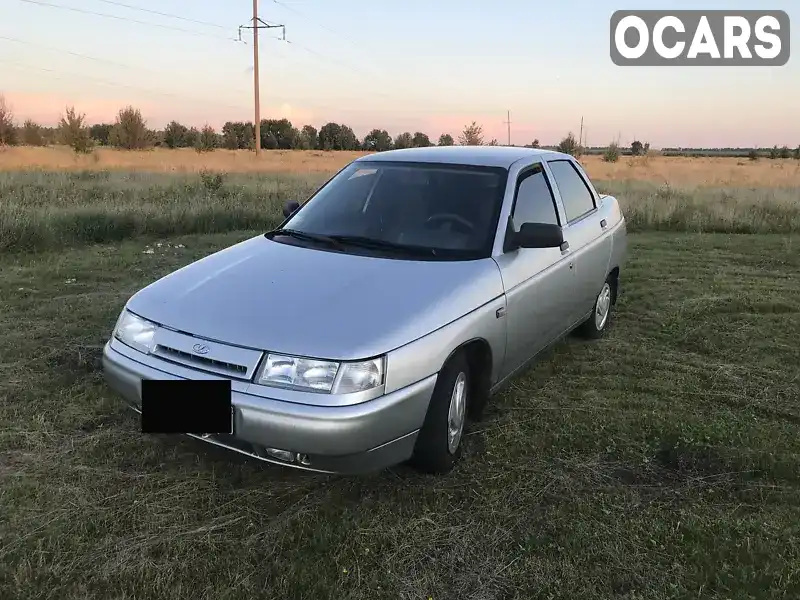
(155, 344, 248, 377)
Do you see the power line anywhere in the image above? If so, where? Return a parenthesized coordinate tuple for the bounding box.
(0, 59, 249, 113)
(17, 0, 239, 41)
(92, 0, 233, 31)
(0, 35, 252, 96)
(271, 0, 361, 48)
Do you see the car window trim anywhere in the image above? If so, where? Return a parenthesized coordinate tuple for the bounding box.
(509, 163, 562, 227)
(546, 158, 599, 224)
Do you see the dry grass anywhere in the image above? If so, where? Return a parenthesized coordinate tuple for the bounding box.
(0, 146, 365, 175)
(2, 146, 800, 187)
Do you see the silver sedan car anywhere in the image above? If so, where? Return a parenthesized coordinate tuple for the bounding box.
(103, 146, 627, 475)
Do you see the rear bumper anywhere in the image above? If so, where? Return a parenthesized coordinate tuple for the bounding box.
(102, 341, 436, 474)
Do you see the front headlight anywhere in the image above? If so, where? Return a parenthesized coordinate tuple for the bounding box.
(113, 310, 157, 354)
(257, 353, 384, 394)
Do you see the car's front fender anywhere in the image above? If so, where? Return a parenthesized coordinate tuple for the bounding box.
(383, 295, 508, 394)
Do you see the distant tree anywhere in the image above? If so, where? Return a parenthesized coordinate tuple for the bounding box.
(0, 94, 18, 146)
(362, 128, 393, 152)
(557, 132, 578, 156)
(794, 145, 800, 160)
(221, 121, 254, 150)
(195, 124, 218, 152)
(318, 122, 340, 150)
(184, 127, 199, 148)
(748, 149, 759, 161)
(163, 121, 190, 148)
(603, 141, 620, 163)
(769, 145, 779, 159)
(412, 131, 431, 147)
(299, 125, 318, 150)
(438, 133, 454, 146)
(109, 106, 150, 150)
(394, 132, 413, 149)
(339, 124, 360, 150)
(531, 139, 540, 148)
(316, 122, 359, 150)
(643, 141, 651, 155)
(779, 145, 791, 159)
(22, 119, 45, 146)
(58, 106, 93, 153)
(487, 138, 499, 146)
(89, 123, 113, 146)
(630, 140, 644, 156)
(458, 121, 484, 146)
(260, 118, 297, 150)
(263, 131, 278, 150)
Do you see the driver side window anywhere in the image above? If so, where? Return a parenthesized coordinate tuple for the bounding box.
(511, 166, 560, 228)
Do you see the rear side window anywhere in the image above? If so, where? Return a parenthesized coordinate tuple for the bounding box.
(512, 166, 560, 227)
(547, 160, 596, 222)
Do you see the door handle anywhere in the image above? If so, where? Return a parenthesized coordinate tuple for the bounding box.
(600, 219, 608, 229)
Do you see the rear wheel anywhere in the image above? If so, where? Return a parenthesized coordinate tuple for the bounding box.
(410, 352, 470, 474)
(576, 274, 616, 339)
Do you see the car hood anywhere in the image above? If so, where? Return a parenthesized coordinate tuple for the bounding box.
(126, 235, 504, 360)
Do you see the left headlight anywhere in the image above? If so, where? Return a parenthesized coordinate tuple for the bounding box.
(257, 353, 384, 394)
(113, 310, 157, 354)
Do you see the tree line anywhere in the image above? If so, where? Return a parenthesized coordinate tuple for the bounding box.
(0, 97, 493, 153)
(1, 95, 798, 161)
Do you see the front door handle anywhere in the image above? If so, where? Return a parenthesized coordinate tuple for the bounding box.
(600, 219, 608, 229)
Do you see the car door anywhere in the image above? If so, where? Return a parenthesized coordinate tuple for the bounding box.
(544, 158, 612, 317)
(493, 162, 578, 381)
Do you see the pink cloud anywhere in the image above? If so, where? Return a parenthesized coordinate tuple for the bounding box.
(2, 91, 324, 131)
(3, 91, 160, 126)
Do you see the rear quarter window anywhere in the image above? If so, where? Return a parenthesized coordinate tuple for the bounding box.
(547, 159, 596, 223)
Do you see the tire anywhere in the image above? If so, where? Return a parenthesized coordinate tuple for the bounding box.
(409, 351, 470, 475)
(576, 273, 616, 339)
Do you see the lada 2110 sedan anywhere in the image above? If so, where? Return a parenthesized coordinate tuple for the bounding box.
(103, 146, 627, 475)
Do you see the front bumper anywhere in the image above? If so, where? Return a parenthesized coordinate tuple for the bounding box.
(102, 340, 436, 474)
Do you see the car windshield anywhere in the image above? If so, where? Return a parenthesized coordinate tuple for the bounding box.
(277, 160, 509, 260)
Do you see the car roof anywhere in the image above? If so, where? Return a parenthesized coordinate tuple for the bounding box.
(353, 145, 570, 169)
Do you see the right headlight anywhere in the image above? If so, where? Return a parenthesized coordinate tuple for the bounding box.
(113, 310, 157, 355)
(257, 353, 385, 394)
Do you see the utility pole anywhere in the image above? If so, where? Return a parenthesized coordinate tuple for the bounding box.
(503, 110, 512, 146)
(239, 5, 285, 156)
(578, 116, 584, 150)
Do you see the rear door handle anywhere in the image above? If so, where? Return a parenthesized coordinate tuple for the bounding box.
(600, 219, 608, 229)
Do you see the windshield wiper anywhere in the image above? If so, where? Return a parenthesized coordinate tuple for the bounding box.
(327, 235, 437, 257)
(265, 228, 343, 248)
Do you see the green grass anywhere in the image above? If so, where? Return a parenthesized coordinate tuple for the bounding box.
(1, 170, 799, 252)
(1, 230, 799, 599)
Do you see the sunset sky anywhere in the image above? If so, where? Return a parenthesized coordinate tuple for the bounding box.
(2, 0, 798, 148)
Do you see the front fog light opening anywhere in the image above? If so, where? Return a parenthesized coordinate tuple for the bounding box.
(256, 447, 312, 466)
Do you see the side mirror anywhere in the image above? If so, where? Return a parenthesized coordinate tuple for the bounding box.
(514, 222, 564, 249)
(282, 200, 301, 218)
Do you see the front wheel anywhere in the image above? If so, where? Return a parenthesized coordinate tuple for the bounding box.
(409, 352, 470, 474)
(576, 275, 616, 339)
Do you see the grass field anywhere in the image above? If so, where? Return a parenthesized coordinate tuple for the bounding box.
(1, 148, 799, 599)
(2, 232, 798, 599)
